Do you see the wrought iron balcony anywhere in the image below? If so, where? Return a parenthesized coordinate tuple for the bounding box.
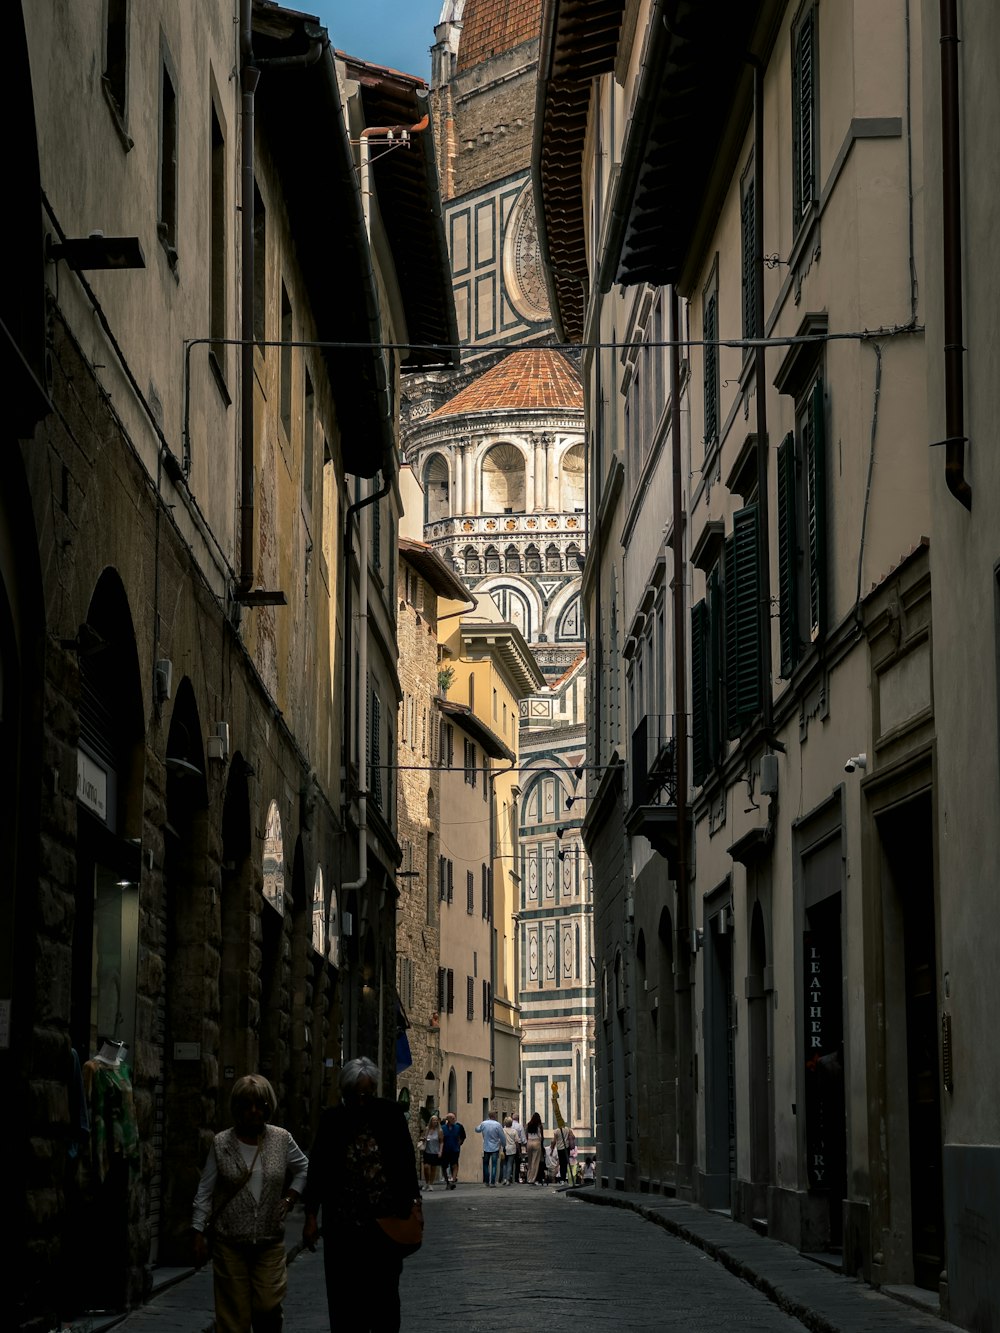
(626, 714, 688, 873)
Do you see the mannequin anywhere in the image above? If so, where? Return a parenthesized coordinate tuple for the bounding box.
(93, 1039, 126, 1067)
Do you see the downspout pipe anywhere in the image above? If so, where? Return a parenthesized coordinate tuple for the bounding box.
(750, 55, 775, 735)
(238, 0, 259, 596)
(939, 0, 972, 510)
(669, 287, 694, 1194)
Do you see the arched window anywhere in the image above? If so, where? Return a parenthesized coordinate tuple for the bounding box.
(545, 543, 562, 572)
(504, 545, 521, 572)
(262, 800, 285, 914)
(525, 543, 542, 572)
(561, 443, 585, 511)
(484, 544, 501, 573)
(481, 443, 526, 514)
(566, 542, 583, 570)
(463, 545, 481, 575)
(423, 453, 450, 523)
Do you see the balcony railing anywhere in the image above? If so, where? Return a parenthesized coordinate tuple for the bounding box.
(627, 714, 686, 872)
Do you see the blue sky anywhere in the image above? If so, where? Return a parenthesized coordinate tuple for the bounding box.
(312, 2, 443, 81)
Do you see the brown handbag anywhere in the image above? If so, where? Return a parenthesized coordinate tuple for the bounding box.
(375, 1198, 424, 1256)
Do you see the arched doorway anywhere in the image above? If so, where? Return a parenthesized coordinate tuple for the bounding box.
(159, 677, 210, 1263)
(69, 571, 145, 1302)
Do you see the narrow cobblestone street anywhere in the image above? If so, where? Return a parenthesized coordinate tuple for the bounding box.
(390, 1186, 809, 1332)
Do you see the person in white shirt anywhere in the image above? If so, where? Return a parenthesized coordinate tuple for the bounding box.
(474, 1113, 504, 1186)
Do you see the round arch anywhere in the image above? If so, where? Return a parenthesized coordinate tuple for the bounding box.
(480, 442, 527, 514)
(423, 452, 451, 524)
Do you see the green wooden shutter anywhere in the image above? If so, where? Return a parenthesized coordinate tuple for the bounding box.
(793, 7, 816, 223)
(807, 378, 827, 639)
(741, 178, 757, 342)
(691, 599, 709, 786)
(707, 564, 724, 766)
(725, 506, 762, 737)
(370, 690, 383, 809)
(703, 292, 719, 446)
(777, 431, 799, 677)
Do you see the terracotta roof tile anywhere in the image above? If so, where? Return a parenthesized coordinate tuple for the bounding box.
(457, 0, 542, 71)
(428, 349, 582, 418)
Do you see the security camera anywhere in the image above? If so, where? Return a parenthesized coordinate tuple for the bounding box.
(844, 752, 868, 774)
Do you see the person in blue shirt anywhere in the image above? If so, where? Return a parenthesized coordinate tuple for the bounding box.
(440, 1112, 466, 1190)
(474, 1113, 504, 1186)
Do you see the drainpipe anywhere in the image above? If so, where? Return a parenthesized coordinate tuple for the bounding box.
(750, 56, 775, 734)
(360, 116, 431, 237)
(237, 0, 259, 596)
(670, 287, 694, 1196)
(939, 0, 972, 510)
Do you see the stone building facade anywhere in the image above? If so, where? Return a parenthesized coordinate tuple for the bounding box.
(6, 4, 453, 1328)
(536, 0, 1000, 1327)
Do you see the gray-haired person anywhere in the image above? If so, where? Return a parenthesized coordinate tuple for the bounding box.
(302, 1058, 419, 1332)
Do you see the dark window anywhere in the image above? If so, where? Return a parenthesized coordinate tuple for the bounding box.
(253, 183, 266, 348)
(792, 4, 818, 227)
(703, 282, 719, 450)
(691, 556, 726, 787)
(466, 976, 474, 1020)
(724, 506, 762, 737)
(447, 860, 454, 905)
(447, 968, 454, 1014)
(280, 282, 292, 438)
(464, 738, 476, 786)
(482, 980, 490, 1024)
(439, 854, 447, 902)
(437, 967, 446, 1013)
(466, 1071, 473, 1102)
(481, 864, 489, 919)
(209, 104, 226, 370)
(777, 378, 828, 675)
(158, 60, 178, 263)
(467, 870, 475, 914)
(103, 0, 128, 118)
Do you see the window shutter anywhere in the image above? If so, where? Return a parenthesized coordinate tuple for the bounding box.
(703, 292, 719, 446)
(793, 8, 816, 223)
(725, 506, 762, 737)
(691, 599, 709, 786)
(437, 968, 446, 1013)
(467, 975, 474, 1020)
(439, 854, 447, 901)
(447, 859, 454, 904)
(467, 869, 474, 914)
(777, 431, 799, 677)
(741, 177, 757, 342)
(707, 564, 724, 767)
(369, 691, 382, 809)
(807, 378, 827, 639)
(446, 968, 454, 1014)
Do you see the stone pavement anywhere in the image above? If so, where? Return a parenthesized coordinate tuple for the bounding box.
(102, 1183, 963, 1332)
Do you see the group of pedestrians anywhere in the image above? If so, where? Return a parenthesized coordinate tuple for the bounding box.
(421, 1107, 586, 1187)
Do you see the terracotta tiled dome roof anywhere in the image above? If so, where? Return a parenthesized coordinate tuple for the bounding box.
(456, 0, 543, 72)
(428, 349, 582, 418)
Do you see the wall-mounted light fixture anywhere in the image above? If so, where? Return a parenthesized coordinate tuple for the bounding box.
(154, 658, 173, 703)
(691, 928, 704, 952)
(47, 230, 146, 271)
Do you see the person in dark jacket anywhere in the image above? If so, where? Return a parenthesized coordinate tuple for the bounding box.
(302, 1058, 419, 1332)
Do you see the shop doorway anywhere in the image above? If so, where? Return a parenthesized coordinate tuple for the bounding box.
(878, 795, 944, 1290)
(704, 898, 735, 1211)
